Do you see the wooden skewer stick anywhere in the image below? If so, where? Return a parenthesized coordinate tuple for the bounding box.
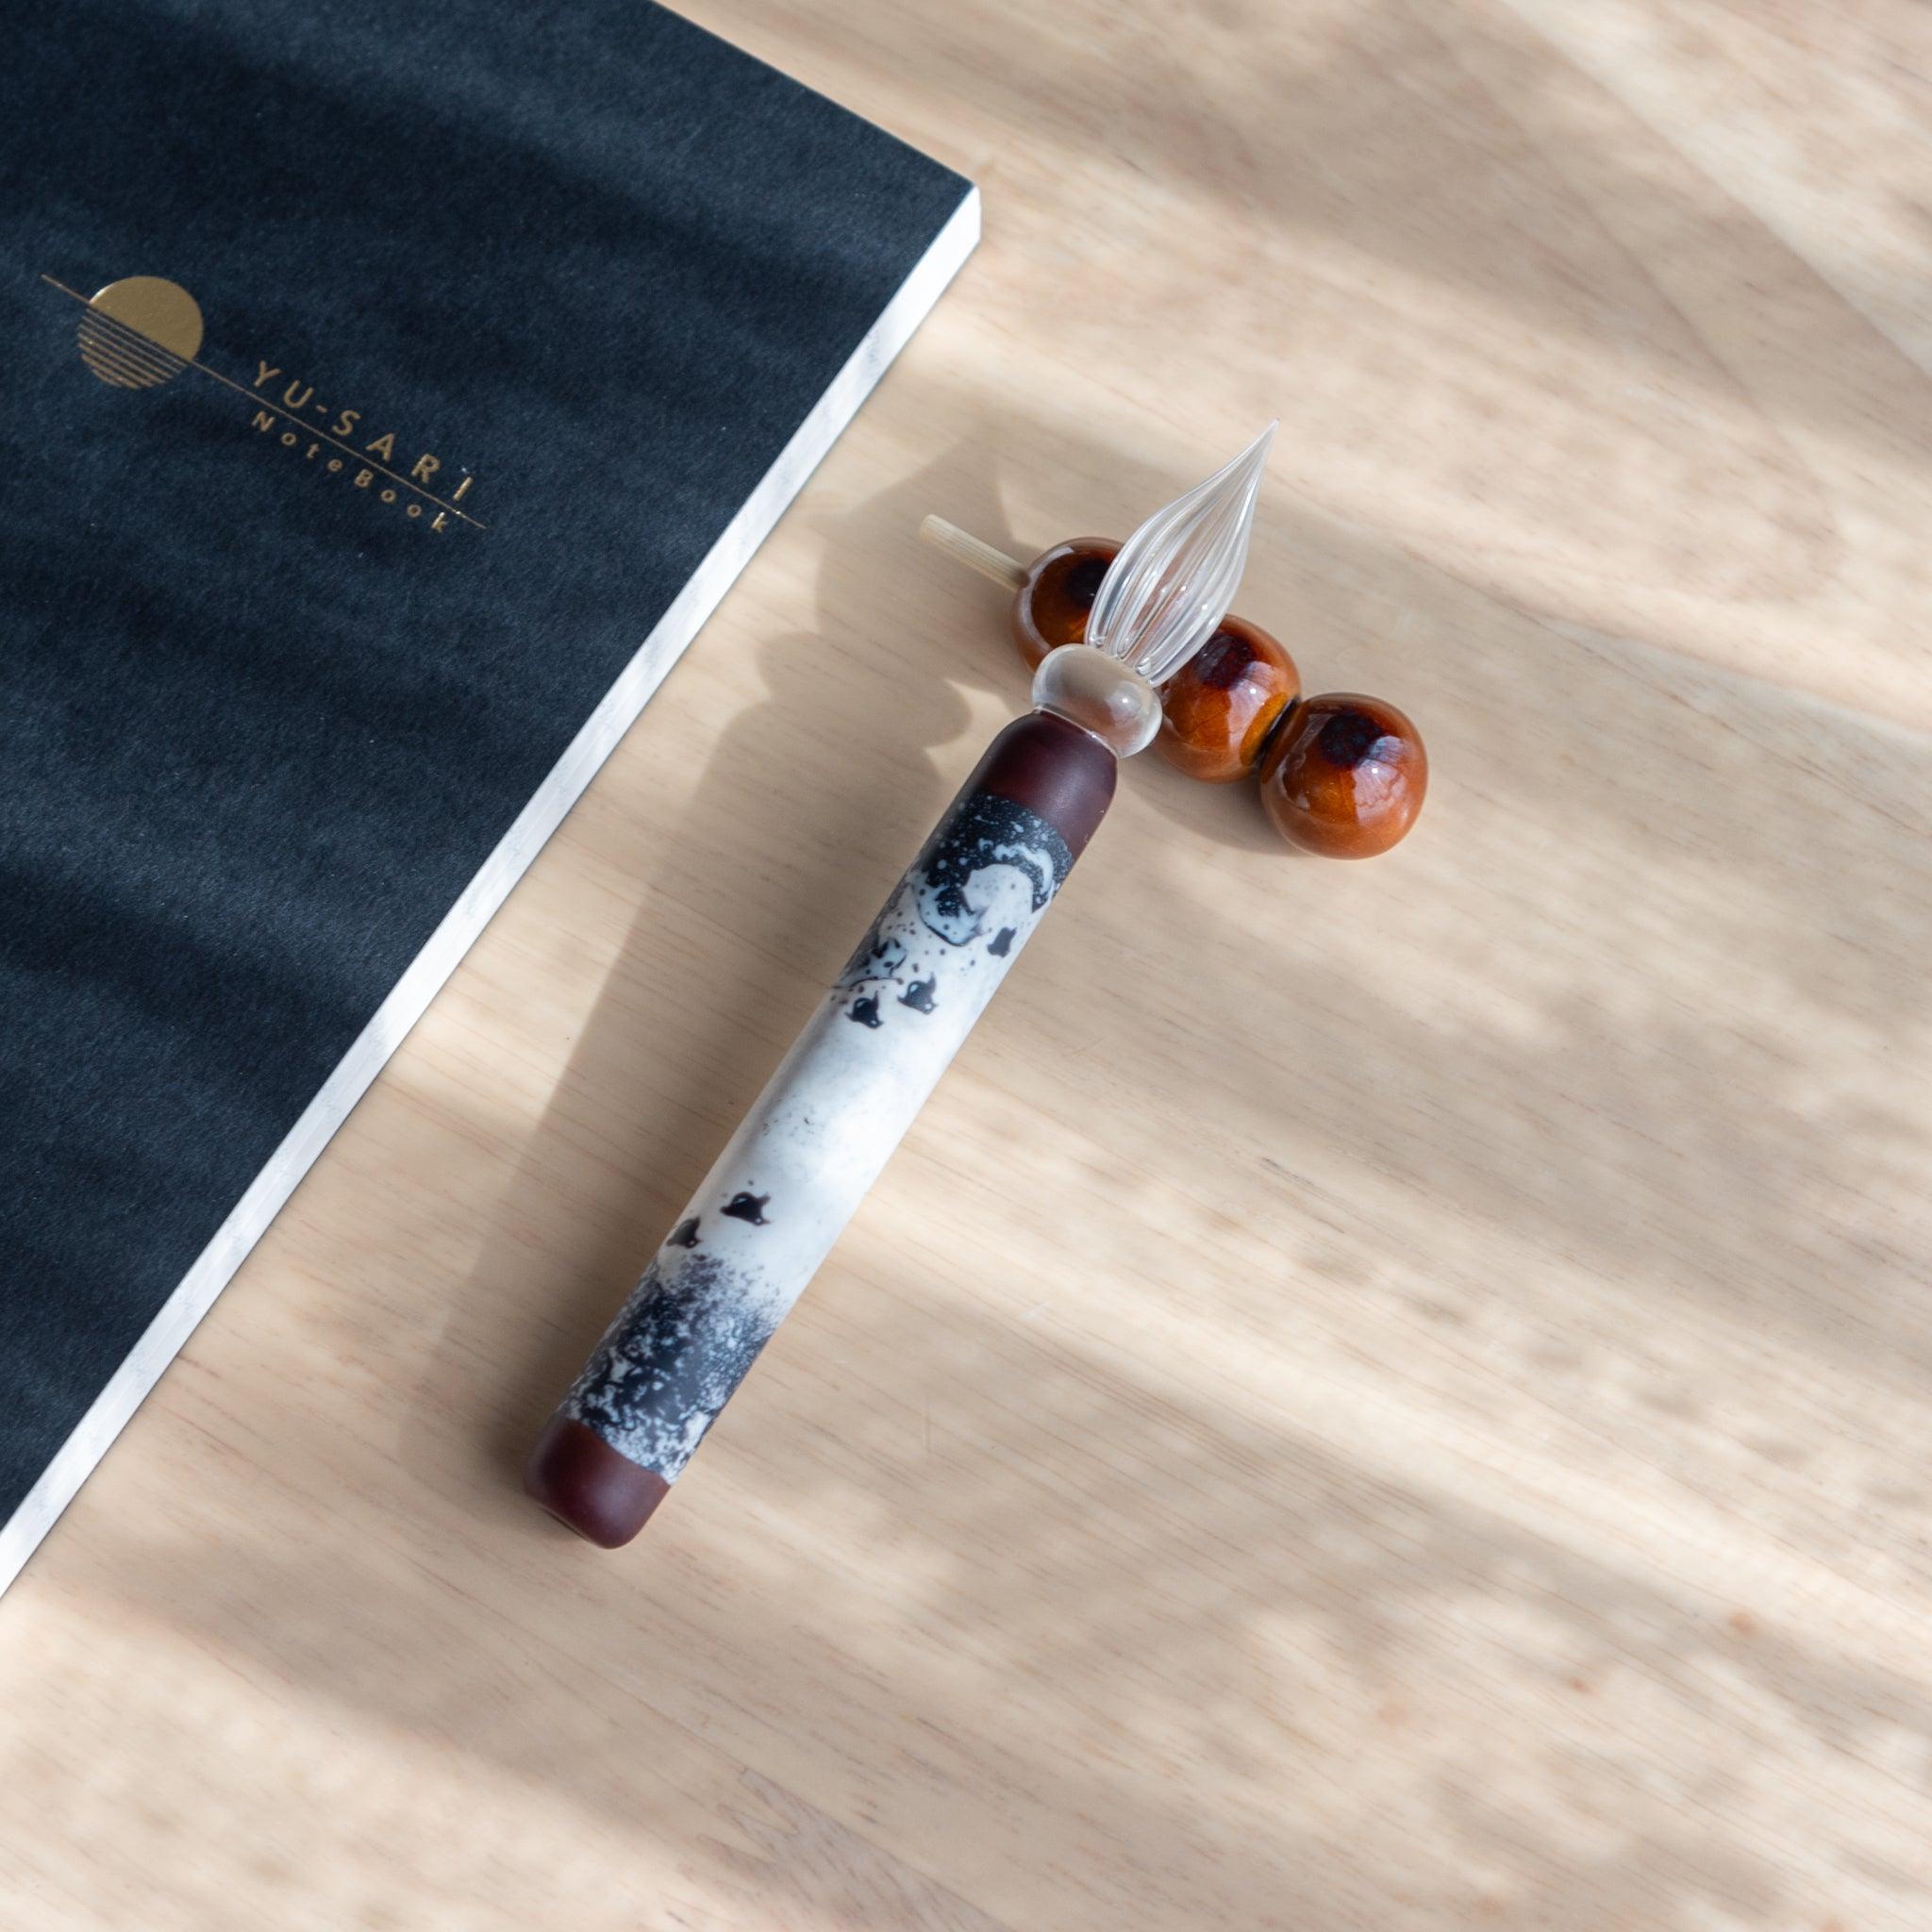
(919, 515, 1026, 591)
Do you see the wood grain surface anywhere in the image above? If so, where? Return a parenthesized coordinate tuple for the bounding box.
(6, 3, 1930, 1927)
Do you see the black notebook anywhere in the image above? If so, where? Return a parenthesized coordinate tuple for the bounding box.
(0, 0, 975, 1592)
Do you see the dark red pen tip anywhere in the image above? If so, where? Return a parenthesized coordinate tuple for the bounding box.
(523, 1415, 668, 1547)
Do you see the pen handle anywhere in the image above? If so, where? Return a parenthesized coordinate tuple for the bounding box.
(525, 709, 1117, 1545)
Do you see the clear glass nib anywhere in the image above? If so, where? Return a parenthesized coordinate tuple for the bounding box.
(1085, 425, 1276, 685)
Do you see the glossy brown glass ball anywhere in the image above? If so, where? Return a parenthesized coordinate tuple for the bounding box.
(1156, 615, 1300, 783)
(1012, 539, 1118, 670)
(1258, 693, 1426, 858)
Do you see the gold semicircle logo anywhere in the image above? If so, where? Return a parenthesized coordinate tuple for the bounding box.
(76, 276, 203, 390)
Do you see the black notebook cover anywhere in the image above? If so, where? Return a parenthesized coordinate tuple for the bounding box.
(0, 0, 975, 1591)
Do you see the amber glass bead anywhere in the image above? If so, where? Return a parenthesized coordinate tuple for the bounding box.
(1156, 615, 1300, 783)
(1258, 693, 1426, 858)
(1012, 539, 1119, 670)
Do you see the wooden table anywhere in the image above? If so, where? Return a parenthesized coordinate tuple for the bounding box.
(6, 4, 1928, 1926)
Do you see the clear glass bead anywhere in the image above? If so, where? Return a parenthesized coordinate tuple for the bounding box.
(1031, 644, 1162, 757)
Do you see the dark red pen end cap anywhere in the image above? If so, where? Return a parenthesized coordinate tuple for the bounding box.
(523, 1415, 668, 1548)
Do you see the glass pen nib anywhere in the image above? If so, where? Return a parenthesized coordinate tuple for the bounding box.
(1086, 424, 1275, 686)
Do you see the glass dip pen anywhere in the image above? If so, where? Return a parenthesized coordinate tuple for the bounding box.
(525, 428, 1276, 1546)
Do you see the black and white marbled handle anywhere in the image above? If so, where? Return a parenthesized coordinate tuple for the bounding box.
(525, 710, 1117, 1544)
